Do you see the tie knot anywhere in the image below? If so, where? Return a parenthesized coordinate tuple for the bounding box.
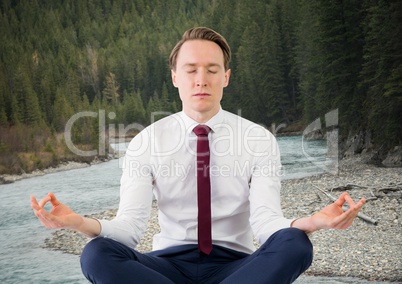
(193, 125, 211, 137)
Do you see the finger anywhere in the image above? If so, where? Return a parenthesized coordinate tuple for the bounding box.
(340, 208, 358, 227)
(336, 200, 365, 229)
(35, 208, 61, 228)
(30, 195, 38, 207)
(30, 195, 44, 211)
(343, 193, 357, 208)
(334, 192, 349, 207)
(36, 211, 51, 227)
(31, 196, 51, 217)
(30, 196, 60, 228)
(354, 197, 366, 209)
(343, 197, 365, 214)
(328, 213, 353, 230)
(38, 217, 55, 229)
(48, 192, 61, 207)
(38, 195, 52, 208)
(32, 203, 52, 227)
(31, 201, 41, 211)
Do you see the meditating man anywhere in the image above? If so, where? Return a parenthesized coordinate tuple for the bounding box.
(31, 27, 365, 283)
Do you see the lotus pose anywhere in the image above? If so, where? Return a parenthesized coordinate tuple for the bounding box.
(31, 27, 365, 284)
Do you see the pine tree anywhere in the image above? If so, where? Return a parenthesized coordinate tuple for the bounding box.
(132, 91, 146, 124)
(24, 88, 43, 125)
(260, 1, 288, 125)
(235, 22, 263, 124)
(0, 90, 8, 126)
(360, 0, 402, 145)
(295, 0, 322, 123)
(315, 0, 364, 129)
(52, 89, 74, 132)
(160, 82, 171, 113)
(103, 72, 120, 105)
(0, 0, 400, 164)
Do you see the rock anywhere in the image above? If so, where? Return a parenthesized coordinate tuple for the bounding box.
(0, 161, 94, 184)
(343, 130, 365, 158)
(0, 175, 16, 184)
(304, 129, 325, 140)
(382, 146, 402, 167)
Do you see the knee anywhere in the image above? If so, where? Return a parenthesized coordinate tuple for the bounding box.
(265, 228, 313, 265)
(280, 228, 313, 264)
(286, 228, 312, 251)
(81, 238, 103, 270)
(256, 228, 313, 281)
(81, 237, 110, 260)
(80, 237, 119, 277)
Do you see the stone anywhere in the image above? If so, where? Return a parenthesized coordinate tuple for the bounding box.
(382, 146, 402, 167)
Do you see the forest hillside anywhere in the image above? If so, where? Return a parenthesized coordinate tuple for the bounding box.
(0, 0, 401, 174)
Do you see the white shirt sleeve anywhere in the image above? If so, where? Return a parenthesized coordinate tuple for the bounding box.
(97, 129, 154, 249)
(248, 129, 294, 244)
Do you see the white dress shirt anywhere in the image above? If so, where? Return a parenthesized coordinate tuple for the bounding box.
(99, 108, 293, 254)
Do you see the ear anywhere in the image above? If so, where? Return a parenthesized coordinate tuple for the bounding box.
(223, 69, 231, 88)
(171, 69, 178, 88)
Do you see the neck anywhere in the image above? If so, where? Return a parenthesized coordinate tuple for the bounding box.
(183, 107, 220, 123)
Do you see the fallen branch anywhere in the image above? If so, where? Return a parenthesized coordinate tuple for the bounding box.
(331, 183, 367, 191)
(313, 185, 378, 225)
(329, 183, 402, 199)
(377, 186, 402, 193)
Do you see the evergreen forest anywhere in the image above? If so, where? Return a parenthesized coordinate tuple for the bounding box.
(0, 0, 401, 174)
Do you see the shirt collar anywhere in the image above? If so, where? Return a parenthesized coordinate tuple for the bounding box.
(178, 108, 225, 134)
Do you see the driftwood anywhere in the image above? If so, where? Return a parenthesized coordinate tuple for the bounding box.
(329, 183, 402, 199)
(313, 185, 379, 225)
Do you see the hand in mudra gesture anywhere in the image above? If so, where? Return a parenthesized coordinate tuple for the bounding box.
(30, 192, 83, 230)
(312, 192, 366, 230)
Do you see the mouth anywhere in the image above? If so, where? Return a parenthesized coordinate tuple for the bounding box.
(193, 93, 211, 98)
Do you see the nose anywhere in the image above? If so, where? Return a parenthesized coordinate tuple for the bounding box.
(196, 71, 207, 87)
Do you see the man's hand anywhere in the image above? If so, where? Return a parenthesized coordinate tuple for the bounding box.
(31, 192, 101, 237)
(30, 192, 83, 230)
(292, 192, 366, 233)
(312, 192, 366, 230)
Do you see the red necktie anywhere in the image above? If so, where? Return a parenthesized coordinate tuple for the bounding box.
(193, 124, 212, 255)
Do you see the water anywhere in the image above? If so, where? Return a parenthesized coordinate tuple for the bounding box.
(0, 136, 391, 283)
(277, 135, 334, 180)
(0, 161, 121, 283)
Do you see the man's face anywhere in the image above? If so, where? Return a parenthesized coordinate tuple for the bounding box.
(171, 39, 231, 122)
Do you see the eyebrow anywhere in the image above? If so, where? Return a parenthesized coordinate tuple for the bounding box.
(181, 63, 222, 69)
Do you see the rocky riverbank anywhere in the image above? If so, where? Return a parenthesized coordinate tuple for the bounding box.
(44, 155, 401, 282)
(0, 161, 90, 184)
(0, 156, 117, 184)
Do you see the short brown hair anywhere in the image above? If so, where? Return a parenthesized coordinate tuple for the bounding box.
(169, 27, 231, 71)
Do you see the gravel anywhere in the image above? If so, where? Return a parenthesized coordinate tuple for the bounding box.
(44, 156, 402, 282)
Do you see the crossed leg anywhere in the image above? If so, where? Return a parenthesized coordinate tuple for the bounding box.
(80, 228, 313, 284)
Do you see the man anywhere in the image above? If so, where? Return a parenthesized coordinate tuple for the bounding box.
(31, 27, 365, 283)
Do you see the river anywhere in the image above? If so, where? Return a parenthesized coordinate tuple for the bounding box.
(0, 136, 391, 283)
